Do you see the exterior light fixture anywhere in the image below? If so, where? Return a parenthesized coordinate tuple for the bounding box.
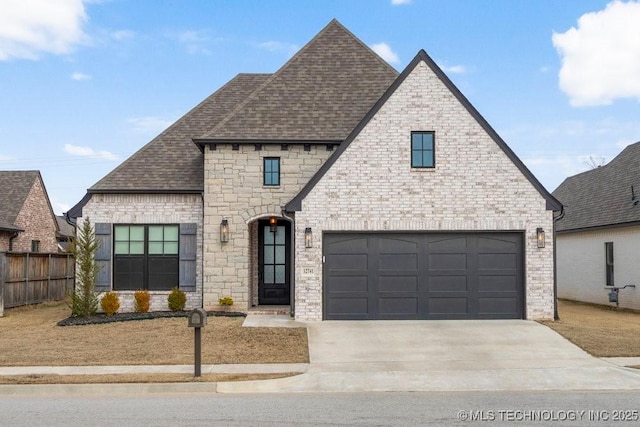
(269, 216, 278, 233)
(220, 219, 229, 243)
(536, 228, 545, 248)
(305, 227, 313, 248)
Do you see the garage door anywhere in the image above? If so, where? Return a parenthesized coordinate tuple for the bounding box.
(323, 232, 523, 320)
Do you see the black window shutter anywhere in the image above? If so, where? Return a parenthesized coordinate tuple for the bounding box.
(179, 223, 197, 292)
(94, 223, 112, 292)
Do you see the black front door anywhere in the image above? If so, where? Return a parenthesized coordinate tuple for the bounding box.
(258, 220, 291, 305)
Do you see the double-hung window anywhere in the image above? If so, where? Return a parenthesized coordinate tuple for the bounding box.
(113, 224, 179, 291)
(411, 131, 435, 168)
(264, 157, 280, 186)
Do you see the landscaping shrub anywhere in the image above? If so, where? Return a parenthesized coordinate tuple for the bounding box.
(219, 296, 234, 306)
(67, 217, 100, 317)
(167, 287, 186, 312)
(100, 292, 120, 316)
(134, 289, 150, 313)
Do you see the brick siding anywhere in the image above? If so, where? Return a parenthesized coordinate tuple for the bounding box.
(11, 177, 58, 253)
(80, 194, 203, 312)
(294, 61, 555, 321)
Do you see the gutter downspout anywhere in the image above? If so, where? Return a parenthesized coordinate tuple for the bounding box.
(201, 193, 205, 309)
(8, 231, 19, 252)
(553, 207, 565, 320)
(281, 208, 295, 318)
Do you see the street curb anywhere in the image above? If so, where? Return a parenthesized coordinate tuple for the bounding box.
(0, 382, 219, 396)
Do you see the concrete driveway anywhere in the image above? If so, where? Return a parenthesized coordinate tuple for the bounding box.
(221, 319, 640, 393)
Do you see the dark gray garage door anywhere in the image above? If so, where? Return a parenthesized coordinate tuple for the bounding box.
(323, 232, 523, 320)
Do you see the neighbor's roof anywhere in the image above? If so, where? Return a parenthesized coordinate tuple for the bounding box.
(553, 141, 640, 232)
(56, 216, 75, 239)
(89, 73, 270, 193)
(196, 19, 398, 143)
(0, 170, 39, 232)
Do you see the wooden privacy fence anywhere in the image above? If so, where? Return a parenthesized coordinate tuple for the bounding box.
(0, 252, 74, 315)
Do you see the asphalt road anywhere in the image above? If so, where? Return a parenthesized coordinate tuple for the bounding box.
(1, 390, 640, 426)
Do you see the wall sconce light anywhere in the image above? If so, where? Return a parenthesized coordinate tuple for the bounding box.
(220, 219, 229, 243)
(536, 227, 545, 248)
(305, 227, 313, 248)
(269, 216, 277, 233)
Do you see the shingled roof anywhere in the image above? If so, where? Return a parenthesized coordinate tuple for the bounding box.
(0, 171, 40, 232)
(196, 19, 398, 142)
(553, 141, 640, 232)
(89, 73, 270, 192)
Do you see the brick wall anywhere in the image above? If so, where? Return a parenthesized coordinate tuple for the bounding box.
(0, 233, 10, 251)
(80, 193, 203, 312)
(203, 144, 331, 309)
(12, 177, 58, 253)
(294, 61, 555, 321)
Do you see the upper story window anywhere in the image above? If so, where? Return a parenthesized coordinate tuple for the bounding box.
(31, 240, 40, 252)
(264, 157, 280, 186)
(605, 242, 614, 286)
(411, 131, 435, 168)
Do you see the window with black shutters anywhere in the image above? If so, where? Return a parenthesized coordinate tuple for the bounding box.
(113, 224, 179, 291)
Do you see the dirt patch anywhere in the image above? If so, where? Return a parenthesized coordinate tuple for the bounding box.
(541, 299, 640, 357)
(0, 372, 299, 385)
(0, 301, 308, 366)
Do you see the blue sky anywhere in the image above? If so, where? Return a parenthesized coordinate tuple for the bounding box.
(1, 0, 639, 214)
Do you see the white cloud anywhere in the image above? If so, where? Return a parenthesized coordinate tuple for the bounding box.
(0, 154, 12, 161)
(127, 116, 173, 134)
(51, 199, 71, 216)
(111, 30, 135, 41)
(440, 64, 466, 74)
(257, 41, 299, 56)
(71, 72, 90, 81)
(0, 0, 88, 61)
(175, 30, 212, 55)
(391, 0, 412, 5)
(553, 0, 640, 106)
(64, 143, 118, 161)
(370, 42, 399, 65)
(539, 66, 551, 73)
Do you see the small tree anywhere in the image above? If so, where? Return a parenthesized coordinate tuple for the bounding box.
(68, 217, 100, 317)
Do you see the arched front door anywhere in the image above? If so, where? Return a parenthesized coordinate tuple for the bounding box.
(258, 219, 291, 305)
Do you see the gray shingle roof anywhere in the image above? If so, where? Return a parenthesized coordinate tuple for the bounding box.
(198, 19, 398, 142)
(553, 141, 640, 232)
(89, 73, 271, 192)
(0, 170, 39, 232)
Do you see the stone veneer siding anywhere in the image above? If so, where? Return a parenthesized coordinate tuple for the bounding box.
(80, 194, 203, 312)
(12, 177, 58, 253)
(203, 144, 332, 309)
(294, 61, 555, 321)
(557, 225, 640, 310)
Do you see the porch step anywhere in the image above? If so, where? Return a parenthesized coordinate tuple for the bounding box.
(247, 305, 291, 316)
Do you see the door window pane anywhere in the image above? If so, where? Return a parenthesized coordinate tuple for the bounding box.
(130, 241, 145, 254)
(115, 242, 129, 255)
(275, 226, 285, 244)
(148, 226, 163, 241)
(275, 265, 285, 283)
(264, 246, 274, 264)
(264, 226, 274, 244)
(275, 246, 285, 264)
(264, 265, 274, 284)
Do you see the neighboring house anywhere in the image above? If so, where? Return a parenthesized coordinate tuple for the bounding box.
(56, 216, 75, 252)
(0, 171, 59, 253)
(553, 142, 640, 310)
(69, 20, 561, 320)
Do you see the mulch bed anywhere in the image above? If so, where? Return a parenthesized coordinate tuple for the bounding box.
(57, 310, 246, 326)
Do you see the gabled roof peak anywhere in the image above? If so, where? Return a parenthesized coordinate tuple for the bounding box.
(198, 19, 398, 142)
